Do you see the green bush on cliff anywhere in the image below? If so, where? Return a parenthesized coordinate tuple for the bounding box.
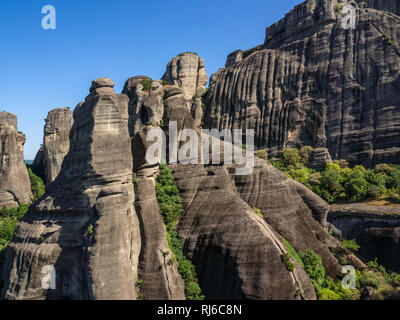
(342, 239, 360, 252)
(271, 147, 400, 204)
(27, 168, 45, 200)
(156, 164, 205, 300)
(0, 204, 29, 265)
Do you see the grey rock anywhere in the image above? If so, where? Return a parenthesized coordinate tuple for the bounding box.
(204, 0, 400, 167)
(308, 148, 333, 171)
(1, 79, 140, 300)
(33, 108, 73, 184)
(134, 168, 186, 300)
(0, 112, 32, 208)
(328, 203, 400, 272)
(162, 52, 208, 100)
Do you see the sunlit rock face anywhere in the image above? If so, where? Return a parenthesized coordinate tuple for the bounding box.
(1, 79, 141, 300)
(204, 0, 400, 167)
(33, 107, 74, 184)
(0, 112, 32, 208)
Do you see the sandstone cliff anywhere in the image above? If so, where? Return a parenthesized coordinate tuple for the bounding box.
(204, 0, 400, 167)
(1, 79, 141, 300)
(0, 112, 32, 208)
(33, 108, 73, 184)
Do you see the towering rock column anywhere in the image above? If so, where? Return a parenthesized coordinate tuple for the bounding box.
(0, 112, 32, 208)
(162, 52, 208, 100)
(33, 108, 73, 184)
(1, 78, 141, 300)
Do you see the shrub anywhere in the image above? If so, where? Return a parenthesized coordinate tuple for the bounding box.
(185, 281, 205, 300)
(28, 168, 45, 200)
(282, 238, 303, 267)
(281, 148, 301, 167)
(253, 207, 263, 218)
(156, 164, 204, 300)
(254, 149, 268, 161)
(140, 79, 153, 92)
(283, 253, 295, 272)
(299, 146, 314, 165)
(161, 79, 170, 86)
(317, 288, 342, 300)
(334, 4, 343, 13)
(87, 224, 94, 235)
(342, 239, 360, 252)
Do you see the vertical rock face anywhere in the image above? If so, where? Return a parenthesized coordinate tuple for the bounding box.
(328, 204, 400, 272)
(162, 52, 208, 100)
(308, 148, 333, 170)
(0, 112, 32, 208)
(33, 108, 73, 184)
(123, 54, 207, 138)
(1, 78, 141, 300)
(204, 0, 400, 166)
(134, 167, 186, 300)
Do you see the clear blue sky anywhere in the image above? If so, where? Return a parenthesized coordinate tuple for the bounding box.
(0, 0, 302, 159)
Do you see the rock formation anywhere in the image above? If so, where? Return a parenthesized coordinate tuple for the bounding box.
(162, 52, 208, 100)
(33, 108, 73, 184)
(1, 79, 141, 300)
(204, 0, 400, 167)
(0, 112, 32, 208)
(328, 203, 400, 272)
(134, 167, 186, 300)
(308, 148, 333, 170)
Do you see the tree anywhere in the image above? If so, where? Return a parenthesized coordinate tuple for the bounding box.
(299, 146, 314, 165)
(281, 148, 301, 167)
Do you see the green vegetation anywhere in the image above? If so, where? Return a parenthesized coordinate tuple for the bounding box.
(334, 3, 343, 13)
(87, 224, 94, 235)
(1, 171, 44, 275)
(282, 237, 303, 267)
(28, 168, 45, 200)
(136, 278, 143, 300)
(254, 149, 268, 161)
(161, 80, 170, 86)
(282, 253, 295, 272)
(253, 207, 263, 218)
(271, 147, 400, 204)
(384, 35, 397, 48)
(156, 164, 205, 300)
(0, 204, 29, 264)
(298, 249, 400, 300)
(140, 79, 153, 92)
(159, 119, 165, 128)
(192, 94, 199, 101)
(342, 239, 360, 252)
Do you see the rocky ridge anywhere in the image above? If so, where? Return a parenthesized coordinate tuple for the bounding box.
(0, 112, 32, 208)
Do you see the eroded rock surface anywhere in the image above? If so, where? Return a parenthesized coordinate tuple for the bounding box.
(0, 112, 32, 208)
(328, 203, 400, 272)
(33, 108, 73, 183)
(204, 0, 400, 166)
(1, 79, 140, 300)
(134, 167, 186, 300)
(162, 52, 208, 100)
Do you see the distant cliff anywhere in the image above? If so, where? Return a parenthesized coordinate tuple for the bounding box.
(204, 0, 400, 167)
(0, 112, 32, 208)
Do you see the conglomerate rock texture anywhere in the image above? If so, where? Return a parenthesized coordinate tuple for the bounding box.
(0, 112, 32, 208)
(1, 79, 141, 300)
(204, 0, 400, 167)
(33, 108, 73, 184)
